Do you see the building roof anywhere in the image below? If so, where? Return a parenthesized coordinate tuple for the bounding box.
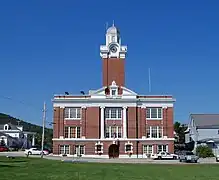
(191, 114, 219, 128)
(0, 123, 20, 131)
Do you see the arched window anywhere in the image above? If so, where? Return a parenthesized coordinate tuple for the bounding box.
(4, 124, 8, 131)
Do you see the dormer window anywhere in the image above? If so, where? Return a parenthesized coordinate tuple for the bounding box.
(111, 89, 117, 96)
(110, 81, 118, 96)
(4, 124, 8, 130)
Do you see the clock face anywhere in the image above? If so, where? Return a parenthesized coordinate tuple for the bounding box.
(110, 45, 117, 53)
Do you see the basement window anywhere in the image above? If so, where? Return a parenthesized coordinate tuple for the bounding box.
(95, 142, 103, 154)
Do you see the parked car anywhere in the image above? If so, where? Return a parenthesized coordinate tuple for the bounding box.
(178, 151, 199, 163)
(0, 146, 9, 152)
(24, 148, 49, 155)
(216, 155, 219, 162)
(151, 151, 178, 160)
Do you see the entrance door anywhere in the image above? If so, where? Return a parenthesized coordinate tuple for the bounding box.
(108, 144, 119, 158)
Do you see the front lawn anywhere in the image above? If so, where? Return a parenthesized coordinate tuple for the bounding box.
(0, 157, 219, 180)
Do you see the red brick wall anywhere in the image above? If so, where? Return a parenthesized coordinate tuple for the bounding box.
(127, 107, 137, 138)
(86, 107, 100, 138)
(81, 108, 86, 137)
(59, 108, 64, 137)
(53, 107, 64, 138)
(163, 107, 174, 138)
(53, 107, 60, 138)
(102, 58, 125, 87)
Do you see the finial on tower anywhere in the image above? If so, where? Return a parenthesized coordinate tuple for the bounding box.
(112, 20, 115, 27)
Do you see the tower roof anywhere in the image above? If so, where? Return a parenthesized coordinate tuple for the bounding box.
(106, 24, 120, 34)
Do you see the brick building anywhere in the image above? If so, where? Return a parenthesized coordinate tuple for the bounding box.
(52, 24, 176, 158)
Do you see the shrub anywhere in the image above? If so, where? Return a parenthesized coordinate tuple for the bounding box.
(196, 145, 214, 158)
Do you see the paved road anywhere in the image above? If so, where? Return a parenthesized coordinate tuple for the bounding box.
(0, 152, 218, 164)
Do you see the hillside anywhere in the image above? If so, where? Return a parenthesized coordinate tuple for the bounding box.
(0, 113, 53, 148)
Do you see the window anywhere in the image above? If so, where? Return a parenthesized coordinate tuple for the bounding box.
(146, 107, 162, 119)
(59, 145, 70, 155)
(111, 126, 117, 138)
(4, 124, 8, 130)
(74, 145, 85, 155)
(112, 36, 115, 42)
(97, 145, 102, 151)
(105, 126, 122, 138)
(125, 145, 132, 152)
(64, 107, 81, 119)
(151, 126, 157, 138)
(95, 142, 103, 153)
(105, 108, 122, 119)
(64, 127, 81, 138)
(143, 145, 153, 154)
(157, 145, 167, 153)
(146, 127, 150, 138)
(145, 126, 163, 138)
(105, 127, 110, 138)
(111, 89, 116, 96)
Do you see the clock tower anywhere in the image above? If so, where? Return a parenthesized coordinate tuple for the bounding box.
(100, 23, 127, 89)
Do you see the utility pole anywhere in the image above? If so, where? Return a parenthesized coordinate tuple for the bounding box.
(41, 101, 46, 158)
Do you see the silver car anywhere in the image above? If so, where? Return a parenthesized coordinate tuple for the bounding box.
(179, 151, 199, 163)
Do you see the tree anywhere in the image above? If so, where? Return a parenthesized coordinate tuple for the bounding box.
(0, 138, 5, 146)
(174, 121, 187, 144)
(196, 145, 214, 158)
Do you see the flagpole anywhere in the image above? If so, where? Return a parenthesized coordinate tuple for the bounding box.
(148, 68, 151, 93)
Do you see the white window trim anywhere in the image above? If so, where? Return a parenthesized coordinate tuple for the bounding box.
(157, 145, 168, 153)
(59, 145, 70, 155)
(105, 126, 122, 139)
(105, 108, 122, 120)
(146, 126, 163, 139)
(65, 127, 81, 138)
(74, 145, 85, 155)
(143, 145, 154, 155)
(64, 107, 82, 120)
(146, 107, 163, 120)
(125, 142, 133, 153)
(95, 142, 103, 154)
(110, 88, 118, 96)
(4, 124, 8, 131)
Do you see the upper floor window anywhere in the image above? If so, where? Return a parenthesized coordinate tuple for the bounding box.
(146, 126, 163, 138)
(111, 89, 117, 96)
(105, 126, 122, 138)
(64, 126, 81, 138)
(146, 107, 162, 119)
(112, 36, 115, 42)
(4, 124, 8, 130)
(64, 107, 81, 119)
(105, 108, 122, 119)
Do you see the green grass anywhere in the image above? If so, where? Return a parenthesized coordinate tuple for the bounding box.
(0, 157, 219, 180)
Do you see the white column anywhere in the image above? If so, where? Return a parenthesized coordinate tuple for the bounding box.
(123, 107, 127, 138)
(100, 106, 105, 139)
(32, 134, 35, 146)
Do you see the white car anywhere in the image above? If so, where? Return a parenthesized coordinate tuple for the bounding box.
(151, 151, 178, 160)
(24, 148, 49, 155)
(216, 155, 219, 162)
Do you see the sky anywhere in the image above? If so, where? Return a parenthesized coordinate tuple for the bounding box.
(0, 0, 219, 127)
